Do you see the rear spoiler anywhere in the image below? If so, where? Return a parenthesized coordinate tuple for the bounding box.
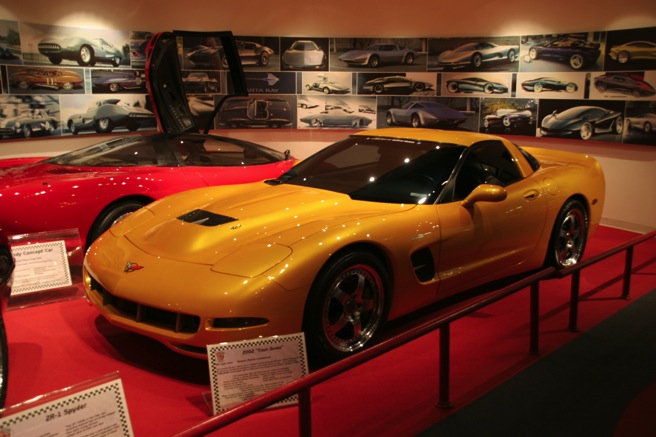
(145, 30, 248, 135)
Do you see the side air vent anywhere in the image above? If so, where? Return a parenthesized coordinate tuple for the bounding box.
(177, 209, 237, 227)
(411, 247, 436, 282)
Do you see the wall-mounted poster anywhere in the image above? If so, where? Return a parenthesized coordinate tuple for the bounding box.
(428, 36, 520, 72)
(537, 99, 626, 142)
(0, 20, 654, 146)
(20, 23, 130, 68)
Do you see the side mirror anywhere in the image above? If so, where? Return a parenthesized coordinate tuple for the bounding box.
(461, 184, 507, 208)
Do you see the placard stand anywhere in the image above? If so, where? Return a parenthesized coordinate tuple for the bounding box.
(206, 333, 308, 414)
(7, 228, 84, 310)
(0, 372, 134, 436)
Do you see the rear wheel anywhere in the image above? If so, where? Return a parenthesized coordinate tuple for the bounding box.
(304, 251, 389, 363)
(87, 200, 148, 248)
(547, 199, 588, 269)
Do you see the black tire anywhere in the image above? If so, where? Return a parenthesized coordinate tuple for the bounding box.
(546, 199, 588, 269)
(108, 83, 121, 93)
(68, 120, 79, 135)
(373, 84, 385, 94)
(368, 55, 380, 68)
(644, 122, 652, 134)
(259, 52, 270, 66)
(22, 124, 33, 138)
(404, 53, 415, 65)
(385, 112, 395, 126)
(303, 250, 389, 363)
(87, 200, 147, 247)
(413, 82, 426, 92)
(411, 113, 421, 128)
(471, 53, 483, 68)
(95, 118, 113, 134)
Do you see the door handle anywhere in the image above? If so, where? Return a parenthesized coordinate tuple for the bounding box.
(523, 189, 540, 201)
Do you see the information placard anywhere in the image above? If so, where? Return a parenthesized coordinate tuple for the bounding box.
(11, 240, 72, 295)
(0, 373, 133, 436)
(207, 333, 308, 413)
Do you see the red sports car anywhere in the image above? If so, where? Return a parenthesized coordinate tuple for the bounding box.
(0, 31, 295, 249)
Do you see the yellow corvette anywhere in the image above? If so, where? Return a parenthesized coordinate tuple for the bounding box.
(84, 128, 604, 362)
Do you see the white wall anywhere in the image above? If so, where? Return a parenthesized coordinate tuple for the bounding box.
(1, 1, 655, 232)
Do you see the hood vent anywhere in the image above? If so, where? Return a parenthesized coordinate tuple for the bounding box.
(177, 209, 238, 227)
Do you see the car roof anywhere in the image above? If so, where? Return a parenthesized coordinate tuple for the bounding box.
(352, 128, 504, 147)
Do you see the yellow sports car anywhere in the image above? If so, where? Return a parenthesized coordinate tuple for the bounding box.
(83, 128, 605, 363)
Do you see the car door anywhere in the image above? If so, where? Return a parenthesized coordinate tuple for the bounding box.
(435, 140, 547, 295)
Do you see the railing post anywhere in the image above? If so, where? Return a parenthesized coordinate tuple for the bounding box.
(622, 247, 634, 300)
(298, 388, 312, 437)
(568, 271, 580, 332)
(437, 324, 453, 409)
(529, 282, 539, 354)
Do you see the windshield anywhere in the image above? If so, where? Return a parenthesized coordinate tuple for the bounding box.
(43, 133, 288, 167)
(273, 136, 464, 204)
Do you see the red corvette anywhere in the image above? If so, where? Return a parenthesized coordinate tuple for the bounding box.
(0, 31, 295, 249)
(0, 133, 296, 249)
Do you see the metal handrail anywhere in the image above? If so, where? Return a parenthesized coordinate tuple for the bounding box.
(173, 229, 656, 437)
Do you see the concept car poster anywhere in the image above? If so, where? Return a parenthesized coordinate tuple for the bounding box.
(0, 19, 654, 145)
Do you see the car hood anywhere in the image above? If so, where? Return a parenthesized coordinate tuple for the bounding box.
(340, 50, 373, 59)
(542, 113, 581, 128)
(437, 50, 467, 62)
(117, 182, 415, 266)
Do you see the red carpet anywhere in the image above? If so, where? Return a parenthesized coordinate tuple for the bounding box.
(4, 226, 655, 436)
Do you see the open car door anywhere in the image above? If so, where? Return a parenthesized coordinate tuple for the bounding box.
(145, 30, 248, 134)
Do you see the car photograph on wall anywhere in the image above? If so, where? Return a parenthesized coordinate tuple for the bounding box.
(608, 40, 656, 64)
(385, 101, 466, 128)
(362, 75, 433, 94)
(300, 110, 372, 128)
(38, 36, 124, 67)
(217, 97, 293, 128)
(9, 67, 83, 91)
(437, 41, 518, 69)
(0, 110, 58, 139)
(91, 69, 146, 93)
(66, 98, 155, 134)
(540, 105, 624, 140)
(446, 77, 508, 94)
(521, 77, 578, 93)
(282, 40, 326, 69)
(338, 43, 416, 68)
(83, 127, 605, 363)
(305, 79, 350, 94)
(527, 37, 601, 70)
(625, 112, 655, 134)
(484, 108, 534, 130)
(231, 40, 275, 68)
(593, 73, 656, 97)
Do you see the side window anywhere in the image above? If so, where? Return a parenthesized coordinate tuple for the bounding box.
(453, 140, 522, 200)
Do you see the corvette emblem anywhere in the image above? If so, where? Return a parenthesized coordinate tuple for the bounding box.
(124, 261, 144, 273)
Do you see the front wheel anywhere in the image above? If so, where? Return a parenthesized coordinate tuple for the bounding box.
(368, 55, 380, 68)
(385, 112, 395, 126)
(87, 200, 148, 247)
(303, 251, 389, 363)
(77, 45, 93, 66)
(547, 199, 588, 269)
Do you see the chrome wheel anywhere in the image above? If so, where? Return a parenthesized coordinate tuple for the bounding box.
(580, 122, 593, 140)
(569, 54, 584, 70)
(304, 251, 389, 363)
(79, 45, 92, 65)
(550, 200, 588, 268)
